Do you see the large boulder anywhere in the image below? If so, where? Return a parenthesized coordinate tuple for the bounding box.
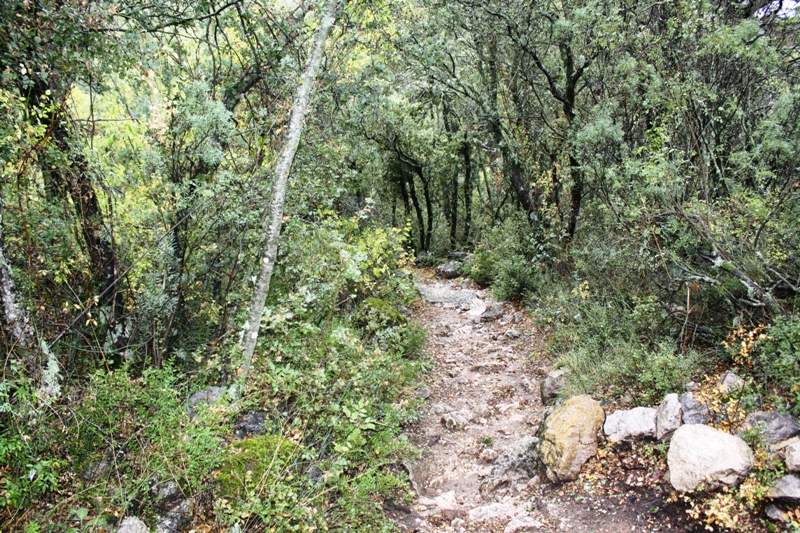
(770, 475, 800, 501)
(603, 407, 657, 443)
(540, 369, 568, 405)
(656, 393, 683, 441)
(678, 392, 710, 425)
(740, 411, 800, 445)
(436, 261, 463, 279)
(539, 395, 605, 482)
(667, 424, 754, 492)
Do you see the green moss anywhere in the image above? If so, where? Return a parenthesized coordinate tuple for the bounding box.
(215, 435, 299, 498)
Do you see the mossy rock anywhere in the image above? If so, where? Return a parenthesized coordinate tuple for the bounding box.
(356, 297, 408, 331)
(215, 435, 300, 498)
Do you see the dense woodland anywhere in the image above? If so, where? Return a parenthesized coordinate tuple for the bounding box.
(0, 0, 799, 531)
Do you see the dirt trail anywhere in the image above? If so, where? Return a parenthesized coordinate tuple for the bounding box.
(390, 274, 703, 533)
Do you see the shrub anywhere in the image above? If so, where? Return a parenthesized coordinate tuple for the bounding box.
(468, 216, 542, 300)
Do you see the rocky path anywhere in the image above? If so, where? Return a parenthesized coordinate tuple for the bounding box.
(390, 275, 703, 533)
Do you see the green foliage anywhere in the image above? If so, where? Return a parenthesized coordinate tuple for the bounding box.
(0, 431, 63, 509)
(469, 216, 542, 300)
(748, 317, 800, 415)
(536, 281, 703, 402)
(213, 435, 321, 528)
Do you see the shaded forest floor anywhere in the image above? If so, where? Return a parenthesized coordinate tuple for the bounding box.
(391, 270, 755, 533)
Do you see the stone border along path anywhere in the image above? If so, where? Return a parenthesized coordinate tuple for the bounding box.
(391, 274, 707, 533)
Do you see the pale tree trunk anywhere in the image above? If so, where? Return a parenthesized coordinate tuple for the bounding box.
(237, 0, 341, 389)
(0, 196, 34, 351)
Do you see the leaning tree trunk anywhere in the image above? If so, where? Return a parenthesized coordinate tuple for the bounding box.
(0, 195, 34, 351)
(237, 0, 341, 389)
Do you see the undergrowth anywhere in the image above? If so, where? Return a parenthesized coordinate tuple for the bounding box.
(1, 214, 425, 533)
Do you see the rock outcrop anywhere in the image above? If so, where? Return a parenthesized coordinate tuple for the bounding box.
(539, 395, 605, 482)
(667, 424, 754, 492)
(785, 441, 800, 472)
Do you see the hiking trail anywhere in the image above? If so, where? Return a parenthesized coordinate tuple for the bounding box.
(388, 273, 703, 533)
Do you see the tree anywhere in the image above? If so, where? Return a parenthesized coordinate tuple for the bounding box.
(238, 0, 342, 388)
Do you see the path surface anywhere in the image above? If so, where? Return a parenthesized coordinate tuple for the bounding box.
(390, 275, 704, 533)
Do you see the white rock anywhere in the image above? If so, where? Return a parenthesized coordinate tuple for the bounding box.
(117, 517, 149, 533)
(667, 424, 754, 492)
(656, 393, 683, 441)
(786, 441, 800, 472)
(504, 514, 544, 533)
(603, 407, 657, 442)
(468, 502, 520, 525)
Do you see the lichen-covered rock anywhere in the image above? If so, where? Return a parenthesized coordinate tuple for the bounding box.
(540, 369, 568, 405)
(656, 393, 682, 441)
(678, 392, 710, 425)
(740, 411, 800, 445)
(539, 395, 605, 482)
(667, 424, 754, 492)
(603, 407, 657, 442)
(492, 435, 539, 476)
(235, 411, 269, 439)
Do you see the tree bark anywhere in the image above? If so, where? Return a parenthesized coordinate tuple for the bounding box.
(0, 196, 34, 350)
(461, 138, 472, 244)
(405, 170, 427, 251)
(238, 0, 341, 388)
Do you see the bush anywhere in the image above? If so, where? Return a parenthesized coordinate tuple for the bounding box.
(536, 283, 703, 402)
(739, 316, 800, 415)
(469, 216, 542, 300)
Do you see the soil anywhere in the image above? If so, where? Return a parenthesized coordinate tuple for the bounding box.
(391, 272, 738, 533)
